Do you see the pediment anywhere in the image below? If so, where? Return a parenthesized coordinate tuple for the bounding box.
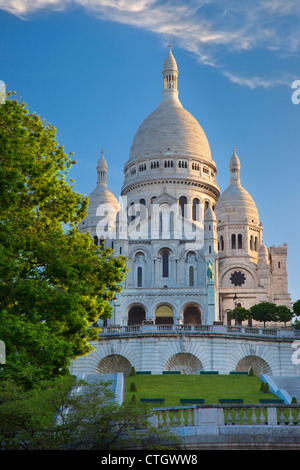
(153, 191, 178, 207)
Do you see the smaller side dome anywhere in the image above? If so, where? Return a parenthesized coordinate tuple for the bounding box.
(215, 148, 259, 224)
(78, 150, 120, 239)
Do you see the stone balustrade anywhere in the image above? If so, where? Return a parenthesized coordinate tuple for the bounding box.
(101, 324, 299, 339)
(149, 404, 300, 428)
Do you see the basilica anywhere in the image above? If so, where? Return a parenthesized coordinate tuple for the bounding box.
(78, 47, 291, 330)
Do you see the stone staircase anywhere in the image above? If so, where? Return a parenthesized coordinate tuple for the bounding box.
(271, 376, 300, 402)
(75, 372, 125, 404)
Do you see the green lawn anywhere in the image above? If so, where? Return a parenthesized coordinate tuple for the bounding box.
(125, 374, 278, 406)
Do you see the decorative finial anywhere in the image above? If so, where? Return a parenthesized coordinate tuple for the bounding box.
(168, 43, 172, 52)
(233, 146, 236, 153)
(101, 148, 104, 157)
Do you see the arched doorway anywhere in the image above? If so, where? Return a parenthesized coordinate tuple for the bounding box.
(128, 305, 146, 325)
(235, 356, 271, 376)
(155, 304, 174, 325)
(96, 354, 132, 376)
(183, 305, 201, 325)
(165, 353, 203, 374)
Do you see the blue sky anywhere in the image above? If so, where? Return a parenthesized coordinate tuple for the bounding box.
(1, 0, 300, 302)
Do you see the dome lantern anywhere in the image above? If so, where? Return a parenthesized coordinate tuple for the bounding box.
(97, 149, 108, 185)
(229, 147, 241, 185)
(162, 43, 179, 99)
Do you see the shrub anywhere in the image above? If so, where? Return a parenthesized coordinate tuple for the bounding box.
(131, 395, 137, 403)
(130, 382, 137, 392)
(249, 367, 255, 376)
(263, 382, 271, 393)
(292, 397, 298, 404)
(130, 367, 136, 376)
(260, 381, 265, 391)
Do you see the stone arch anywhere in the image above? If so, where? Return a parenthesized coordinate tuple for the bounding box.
(96, 354, 132, 376)
(183, 303, 201, 325)
(132, 248, 148, 261)
(165, 353, 203, 374)
(155, 303, 174, 325)
(235, 356, 271, 376)
(128, 304, 146, 325)
(184, 250, 198, 262)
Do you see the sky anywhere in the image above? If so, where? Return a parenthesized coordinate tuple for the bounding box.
(1, 0, 300, 302)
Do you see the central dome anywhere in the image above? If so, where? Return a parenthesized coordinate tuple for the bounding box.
(128, 98, 212, 163)
(128, 47, 212, 164)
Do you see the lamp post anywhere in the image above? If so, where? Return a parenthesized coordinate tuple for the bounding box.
(113, 295, 117, 326)
(233, 293, 238, 326)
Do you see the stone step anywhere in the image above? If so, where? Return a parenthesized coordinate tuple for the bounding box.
(271, 376, 300, 402)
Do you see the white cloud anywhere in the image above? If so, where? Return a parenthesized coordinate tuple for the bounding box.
(223, 70, 296, 89)
(1, 0, 299, 88)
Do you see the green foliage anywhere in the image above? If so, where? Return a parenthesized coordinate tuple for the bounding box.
(248, 367, 255, 376)
(293, 300, 300, 316)
(260, 381, 265, 391)
(130, 367, 136, 376)
(227, 307, 250, 324)
(292, 397, 298, 404)
(263, 382, 271, 393)
(276, 305, 293, 325)
(293, 319, 300, 330)
(250, 302, 278, 327)
(0, 377, 178, 450)
(129, 382, 137, 392)
(0, 93, 127, 389)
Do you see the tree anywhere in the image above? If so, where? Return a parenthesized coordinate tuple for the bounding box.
(227, 307, 250, 325)
(249, 302, 278, 328)
(293, 299, 300, 317)
(0, 377, 178, 450)
(276, 305, 293, 326)
(0, 93, 127, 389)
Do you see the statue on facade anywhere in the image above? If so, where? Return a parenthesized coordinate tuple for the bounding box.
(207, 260, 215, 282)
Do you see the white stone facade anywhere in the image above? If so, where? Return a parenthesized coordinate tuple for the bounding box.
(72, 48, 293, 377)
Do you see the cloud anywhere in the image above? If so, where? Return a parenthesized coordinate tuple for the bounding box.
(1, 0, 299, 88)
(223, 71, 296, 90)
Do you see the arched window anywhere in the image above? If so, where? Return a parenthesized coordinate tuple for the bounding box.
(100, 237, 105, 251)
(231, 234, 236, 249)
(254, 236, 258, 252)
(93, 235, 98, 246)
(137, 267, 142, 287)
(189, 266, 194, 287)
(179, 196, 187, 218)
(220, 235, 224, 251)
(238, 234, 243, 249)
(128, 201, 135, 223)
(162, 251, 169, 278)
(192, 198, 200, 221)
(250, 235, 254, 251)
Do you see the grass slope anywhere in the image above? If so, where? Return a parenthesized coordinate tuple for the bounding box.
(125, 374, 278, 405)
